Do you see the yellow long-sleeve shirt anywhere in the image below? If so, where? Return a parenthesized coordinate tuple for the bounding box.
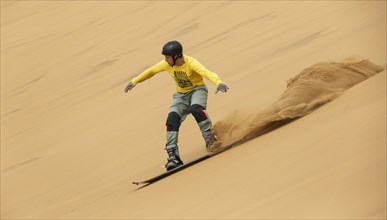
(131, 55, 222, 93)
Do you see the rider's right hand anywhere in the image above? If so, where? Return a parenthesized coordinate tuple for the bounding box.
(124, 81, 135, 93)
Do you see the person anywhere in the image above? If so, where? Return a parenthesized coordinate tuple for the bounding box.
(124, 41, 229, 171)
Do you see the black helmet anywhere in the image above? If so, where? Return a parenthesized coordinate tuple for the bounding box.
(162, 41, 183, 57)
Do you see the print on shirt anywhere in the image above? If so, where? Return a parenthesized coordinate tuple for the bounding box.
(174, 71, 193, 88)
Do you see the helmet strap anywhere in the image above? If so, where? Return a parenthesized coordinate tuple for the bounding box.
(172, 54, 182, 67)
(172, 55, 177, 67)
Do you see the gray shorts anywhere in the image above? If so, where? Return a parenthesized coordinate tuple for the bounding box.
(169, 85, 208, 121)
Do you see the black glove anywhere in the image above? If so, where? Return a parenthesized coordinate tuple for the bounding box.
(215, 83, 229, 94)
(124, 81, 135, 93)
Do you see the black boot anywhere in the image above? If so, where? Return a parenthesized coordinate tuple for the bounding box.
(165, 144, 184, 171)
(203, 130, 221, 154)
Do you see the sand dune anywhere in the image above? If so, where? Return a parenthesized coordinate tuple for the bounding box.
(1, 1, 386, 219)
(214, 59, 385, 147)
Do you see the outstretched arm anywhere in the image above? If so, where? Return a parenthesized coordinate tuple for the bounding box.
(191, 58, 229, 94)
(124, 61, 166, 93)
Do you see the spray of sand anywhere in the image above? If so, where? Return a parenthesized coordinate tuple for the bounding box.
(213, 59, 385, 147)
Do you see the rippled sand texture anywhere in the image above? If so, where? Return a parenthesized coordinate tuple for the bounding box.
(1, 1, 386, 219)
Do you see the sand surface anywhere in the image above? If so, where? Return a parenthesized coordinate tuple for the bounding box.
(1, 1, 386, 219)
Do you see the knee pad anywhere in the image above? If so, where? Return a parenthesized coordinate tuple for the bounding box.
(166, 112, 181, 131)
(190, 104, 208, 123)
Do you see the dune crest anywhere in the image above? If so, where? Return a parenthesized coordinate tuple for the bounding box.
(214, 59, 385, 146)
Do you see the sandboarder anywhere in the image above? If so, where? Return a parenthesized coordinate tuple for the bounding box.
(125, 41, 229, 171)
